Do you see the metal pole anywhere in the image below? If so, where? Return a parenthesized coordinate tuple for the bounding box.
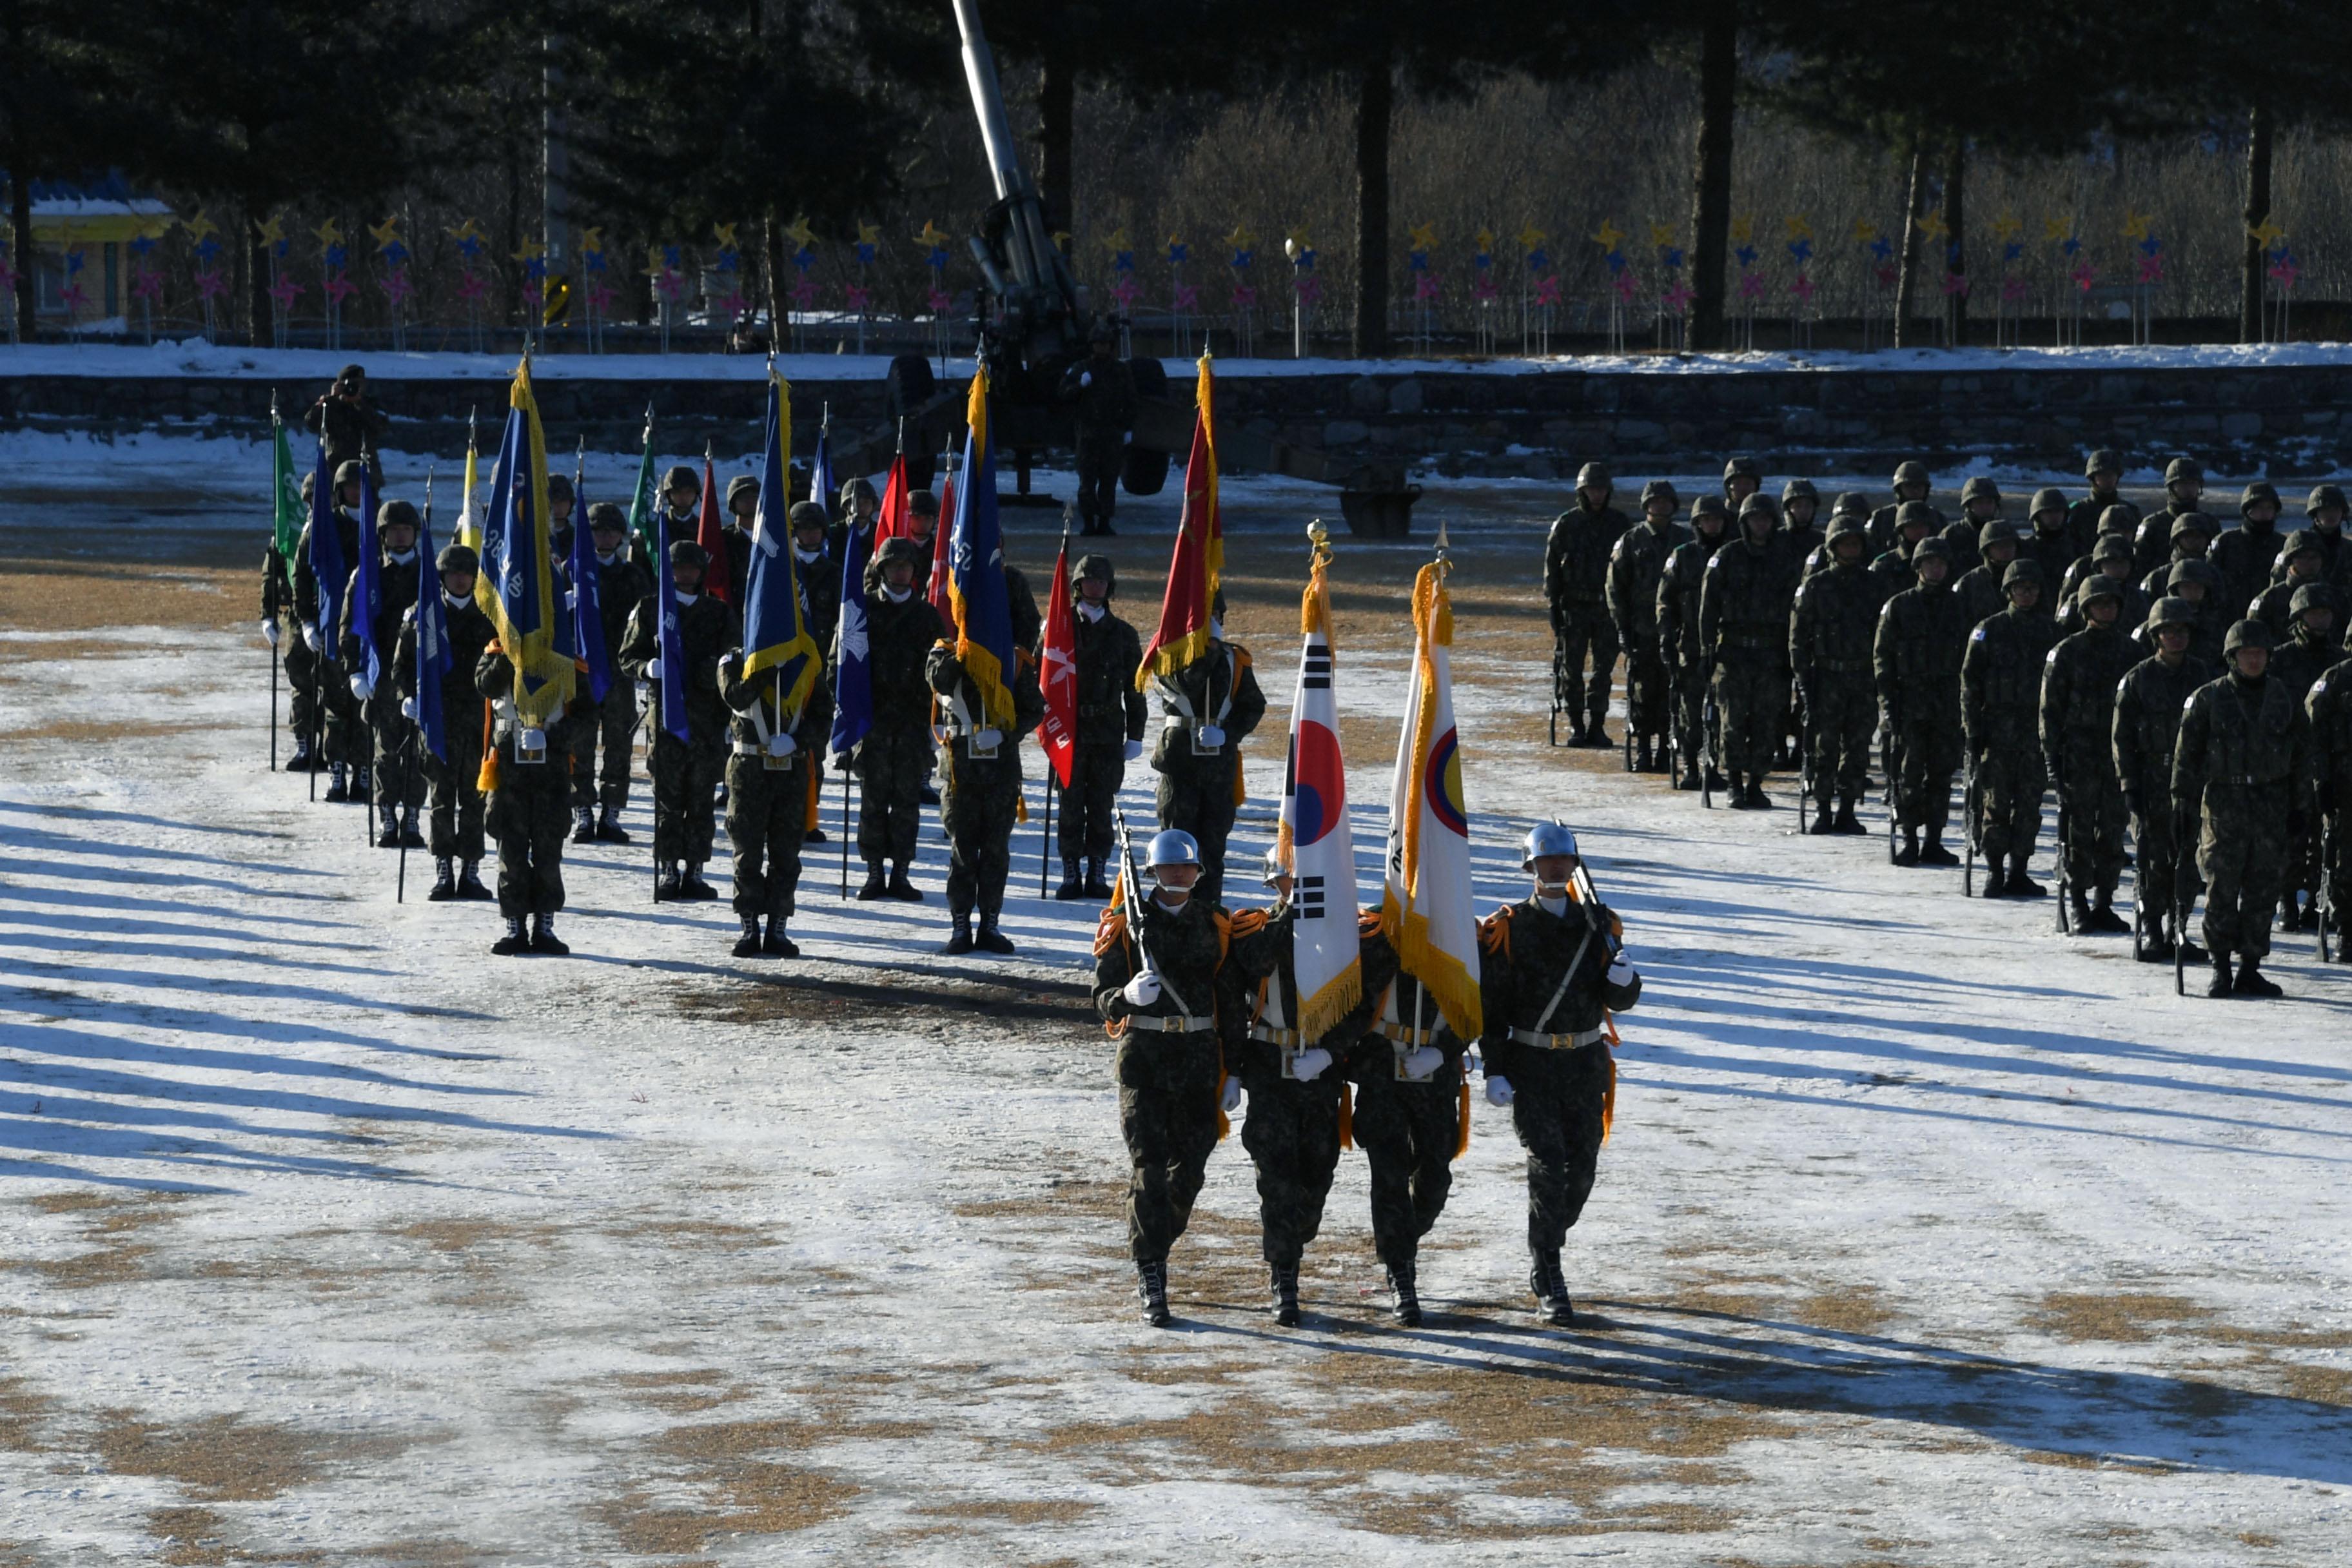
(397, 734, 417, 902)
(840, 765, 851, 897)
(270, 640, 279, 772)
(1040, 773, 1054, 896)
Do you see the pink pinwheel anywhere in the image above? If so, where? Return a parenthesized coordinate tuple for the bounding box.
(1873, 262, 1898, 289)
(1411, 273, 1440, 303)
(1941, 271, 1972, 297)
(1232, 283, 1258, 308)
(2001, 276, 2031, 303)
(456, 271, 489, 304)
(1661, 280, 1696, 313)
(1738, 271, 1767, 300)
(1533, 275, 1562, 308)
(654, 270, 685, 302)
(2071, 262, 2097, 294)
(1790, 272, 1818, 304)
(587, 281, 617, 314)
(522, 279, 543, 311)
(788, 276, 819, 309)
(268, 273, 303, 310)
(714, 287, 747, 318)
(1109, 276, 1141, 309)
(844, 284, 870, 312)
(1612, 271, 1640, 302)
(381, 270, 413, 307)
(1295, 275, 1323, 307)
(2137, 255, 2164, 284)
(194, 270, 228, 302)
(1471, 275, 1499, 303)
(927, 286, 952, 313)
(2269, 257, 2299, 291)
(130, 268, 166, 302)
(60, 282, 88, 313)
(1173, 282, 1199, 311)
(323, 273, 357, 306)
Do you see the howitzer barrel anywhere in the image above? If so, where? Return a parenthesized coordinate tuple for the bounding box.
(952, 0, 1059, 296)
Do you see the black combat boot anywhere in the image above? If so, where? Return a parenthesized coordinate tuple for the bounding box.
(427, 858, 456, 901)
(595, 806, 632, 845)
(325, 763, 350, 803)
(1894, 825, 1921, 866)
(571, 807, 596, 845)
(1530, 1251, 1574, 1327)
(530, 914, 569, 956)
(1805, 796, 1834, 835)
(918, 783, 941, 807)
(2233, 954, 2284, 998)
(1917, 819, 1959, 867)
(1084, 858, 1113, 899)
(805, 825, 827, 845)
(1386, 1259, 1423, 1328)
(1565, 711, 1588, 747)
(732, 917, 764, 959)
(458, 859, 493, 900)
(974, 912, 1015, 956)
(1833, 796, 1866, 835)
(887, 863, 923, 901)
(940, 910, 974, 956)
(1674, 762, 1700, 790)
(2008, 855, 2046, 897)
(679, 863, 718, 900)
(400, 807, 424, 848)
(2175, 919, 2206, 965)
(856, 861, 888, 901)
(375, 805, 400, 848)
(2067, 890, 2094, 934)
(286, 735, 317, 772)
(1704, 764, 1730, 794)
(2206, 950, 2234, 997)
(1725, 771, 1750, 808)
(2085, 888, 2130, 935)
(1135, 1260, 1171, 1328)
(1634, 739, 1654, 772)
(353, 765, 372, 806)
(656, 862, 685, 902)
(763, 921, 798, 958)
(1586, 705, 1613, 749)
(1055, 858, 1085, 901)
(2139, 910, 2174, 962)
(491, 917, 528, 956)
(1743, 775, 1772, 809)
(1269, 1263, 1302, 1328)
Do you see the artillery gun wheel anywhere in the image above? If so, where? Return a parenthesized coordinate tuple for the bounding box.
(1121, 357, 1172, 496)
(887, 354, 939, 489)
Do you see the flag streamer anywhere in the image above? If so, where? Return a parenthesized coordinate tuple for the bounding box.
(1279, 522, 1361, 1042)
(740, 372, 821, 716)
(474, 355, 573, 727)
(1137, 354, 1222, 687)
(1380, 561, 1482, 1043)
(944, 369, 1017, 730)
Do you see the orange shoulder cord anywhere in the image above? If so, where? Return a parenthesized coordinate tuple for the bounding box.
(1211, 910, 1233, 1139)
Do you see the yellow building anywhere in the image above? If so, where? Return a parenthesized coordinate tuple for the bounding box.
(21, 181, 176, 327)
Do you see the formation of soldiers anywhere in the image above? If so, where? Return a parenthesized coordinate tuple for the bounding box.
(1551, 452, 2349, 997)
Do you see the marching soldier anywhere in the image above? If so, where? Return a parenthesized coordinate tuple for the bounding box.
(340, 496, 427, 848)
(2213, 482, 2287, 619)
(618, 539, 739, 901)
(1962, 560, 2062, 896)
(2308, 660, 2352, 962)
(1868, 460, 1943, 555)
(393, 542, 498, 903)
(1700, 493, 1802, 807)
(1059, 320, 1137, 536)
(1057, 554, 1146, 899)
(1608, 482, 1689, 772)
(1875, 538, 1966, 867)
(849, 536, 945, 900)
(2022, 487, 2077, 591)
(1349, 906, 1470, 1328)
(1657, 493, 1729, 790)
(1477, 823, 1643, 1328)
(2296, 484, 2351, 595)
(261, 476, 317, 771)
(2173, 621, 2312, 997)
(926, 627, 1046, 955)
(2130, 457, 2207, 581)
(1093, 828, 1239, 1328)
(475, 638, 584, 956)
(1954, 518, 2023, 632)
(293, 459, 369, 801)
(2113, 598, 2217, 961)
(717, 642, 832, 959)
(1148, 594, 1266, 905)
(2041, 576, 2139, 934)
(2068, 449, 2137, 564)
(1542, 462, 1629, 747)
(568, 504, 649, 845)
(1790, 512, 1881, 834)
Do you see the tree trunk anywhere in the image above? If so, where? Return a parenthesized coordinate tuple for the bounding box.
(1893, 140, 1927, 348)
(244, 195, 276, 348)
(1686, 0, 1737, 352)
(763, 210, 785, 338)
(8, 165, 33, 342)
(1037, 44, 1073, 255)
(500, 126, 524, 328)
(1352, 54, 1392, 359)
(2241, 93, 2272, 343)
(1941, 139, 1966, 346)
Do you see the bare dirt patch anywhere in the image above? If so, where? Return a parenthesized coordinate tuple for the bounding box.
(2033, 1291, 2217, 1344)
(0, 1378, 55, 1453)
(680, 964, 1100, 1037)
(95, 1411, 404, 1503)
(0, 561, 240, 634)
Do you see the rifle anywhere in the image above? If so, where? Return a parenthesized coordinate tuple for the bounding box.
(1549, 636, 1569, 747)
(2173, 805, 2191, 996)
(1793, 679, 1814, 826)
(840, 757, 852, 898)
(1661, 653, 1679, 783)
(1963, 744, 1981, 896)
(270, 633, 280, 772)
(1700, 663, 1721, 809)
(1884, 727, 1905, 864)
(2318, 814, 2335, 963)
(1113, 807, 1155, 978)
(2052, 758, 2072, 934)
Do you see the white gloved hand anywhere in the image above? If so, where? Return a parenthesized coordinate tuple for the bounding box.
(261, 618, 279, 647)
(1197, 723, 1226, 748)
(1290, 1046, 1332, 1082)
(767, 732, 797, 758)
(349, 672, 375, 701)
(643, 658, 663, 680)
(1485, 1075, 1516, 1108)
(1079, 369, 1094, 387)
(1122, 738, 1144, 761)
(1122, 970, 1162, 1007)
(971, 727, 1003, 751)
(1220, 1076, 1242, 1113)
(400, 697, 418, 720)
(1606, 952, 1636, 988)
(1402, 1044, 1444, 1080)
(301, 625, 319, 652)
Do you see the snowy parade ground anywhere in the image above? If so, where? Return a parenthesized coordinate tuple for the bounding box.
(3, 436, 2349, 1564)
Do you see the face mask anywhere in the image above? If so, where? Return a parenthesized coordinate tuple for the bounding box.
(884, 585, 912, 603)
(675, 589, 699, 606)
(1078, 600, 1105, 622)
(386, 547, 416, 565)
(1536, 891, 1569, 917)
(597, 548, 620, 565)
(795, 545, 823, 564)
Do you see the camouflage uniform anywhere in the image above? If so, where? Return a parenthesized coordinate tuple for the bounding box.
(1060, 344, 1137, 535)
(2307, 663, 2352, 958)
(474, 645, 581, 923)
(2292, 485, 2352, 598)
(1789, 515, 1882, 826)
(1868, 500, 1938, 603)
(1349, 921, 1468, 1283)
(1148, 638, 1267, 906)
(1867, 460, 1945, 556)
(2066, 451, 2137, 566)
(1607, 492, 1690, 759)
(337, 509, 426, 828)
(616, 564, 740, 887)
(292, 482, 368, 774)
(2128, 460, 2209, 583)
(926, 639, 1046, 946)
(1937, 476, 2003, 578)
(2112, 600, 2219, 959)
(1059, 561, 1146, 887)
(1656, 498, 1728, 787)
(2040, 578, 2139, 929)
(569, 511, 651, 823)
(718, 652, 833, 941)
(2173, 627, 2313, 984)
(1544, 466, 1629, 744)
(392, 573, 496, 881)
(1700, 498, 1803, 803)
(2057, 534, 2148, 639)
(2165, 558, 2231, 669)
(260, 536, 317, 767)
(1961, 564, 2063, 892)
(2268, 587, 2346, 929)
(2251, 533, 2329, 644)
(2212, 483, 2288, 623)
(1874, 540, 1968, 862)
(2135, 512, 2217, 607)
(848, 542, 947, 888)
(1954, 521, 2024, 636)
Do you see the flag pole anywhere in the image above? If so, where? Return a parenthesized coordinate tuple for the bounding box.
(841, 763, 851, 897)
(398, 467, 436, 903)
(269, 389, 282, 773)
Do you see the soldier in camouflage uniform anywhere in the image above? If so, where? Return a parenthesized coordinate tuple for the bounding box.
(1349, 909, 1469, 1328)
(1543, 462, 1629, 747)
(1608, 482, 1689, 769)
(340, 497, 426, 848)
(475, 637, 583, 957)
(1056, 554, 1146, 899)
(2295, 484, 2351, 597)
(1875, 538, 1966, 867)
(2130, 458, 2207, 581)
(260, 475, 318, 770)
(2068, 451, 2135, 563)
(2173, 620, 2313, 997)
(1780, 478, 1823, 565)
(2213, 482, 2288, 622)
(2021, 487, 2077, 591)
(393, 542, 498, 903)
(2135, 511, 2216, 607)
(567, 504, 650, 844)
(2252, 531, 2327, 643)
(1963, 561, 2062, 897)
(2307, 657, 2352, 961)
(1938, 476, 2002, 578)
(1868, 460, 1944, 555)
(847, 536, 945, 900)
(293, 460, 369, 799)
(2268, 584, 2346, 932)
(788, 502, 842, 656)
(1476, 823, 1643, 1328)
(1147, 596, 1266, 906)
(2041, 576, 2139, 934)
(2164, 558, 2230, 669)
(1093, 828, 1239, 1327)
(1954, 518, 2023, 632)
(2113, 598, 2217, 962)
(1701, 494, 1803, 807)
(717, 642, 833, 959)
(1059, 320, 1137, 536)
(1790, 513, 1881, 834)
(1868, 500, 1938, 602)
(1722, 455, 1763, 509)
(1657, 495, 1729, 790)
(1803, 492, 1872, 582)
(927, 627, 1046, 955)
(2057, 533, 2148, 637)
(617, 540, 740, 900)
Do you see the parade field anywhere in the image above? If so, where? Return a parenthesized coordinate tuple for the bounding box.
(4, 444, 2350, 1565)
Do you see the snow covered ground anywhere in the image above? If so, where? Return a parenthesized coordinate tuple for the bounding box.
(3, 451, 2349, 1565)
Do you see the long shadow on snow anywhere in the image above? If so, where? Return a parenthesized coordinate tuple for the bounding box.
(1, 985, 504, 1063)
(0, 927, 398, 977)
(0, 881, 362, 930)
(0, 801, 287, 838)
(1194, 1300, 2352, 1484)
(1, 961, 493, 1018)
(0, 819, 333, 877)
(0, 904, 373, 953)
(14, 1022, 524, 1097)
